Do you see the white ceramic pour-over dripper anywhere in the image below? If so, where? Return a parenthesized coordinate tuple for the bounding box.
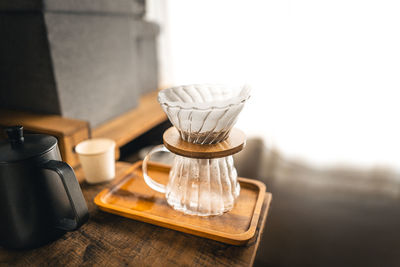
(158, 84, 250, 144)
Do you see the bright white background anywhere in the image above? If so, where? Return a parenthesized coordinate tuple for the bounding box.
(147, 0, 400, 170)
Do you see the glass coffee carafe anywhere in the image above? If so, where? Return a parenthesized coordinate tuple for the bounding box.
(143, 84, 250, 216)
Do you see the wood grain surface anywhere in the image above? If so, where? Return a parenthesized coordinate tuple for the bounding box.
(0, 162, 271, 267)
(95, 161, 268, 245)
(163, 127, 246, 158)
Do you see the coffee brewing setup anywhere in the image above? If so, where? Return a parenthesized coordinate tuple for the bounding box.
(142, 84, 250, 216)
(94, 84, 271, 245)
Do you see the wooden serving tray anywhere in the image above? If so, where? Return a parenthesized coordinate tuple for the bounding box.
(94, 161, 271, 245)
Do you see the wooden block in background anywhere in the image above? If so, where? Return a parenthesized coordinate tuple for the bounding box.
(93, 90, 167, 148)
(0, 91, 167, 172)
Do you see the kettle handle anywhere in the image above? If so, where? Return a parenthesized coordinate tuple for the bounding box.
(41, 160, 89, 231)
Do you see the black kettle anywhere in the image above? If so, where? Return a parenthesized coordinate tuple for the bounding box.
(0, 126, 89, 249)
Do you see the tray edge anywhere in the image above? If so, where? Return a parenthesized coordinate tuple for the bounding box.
(93, 161, 269, 245)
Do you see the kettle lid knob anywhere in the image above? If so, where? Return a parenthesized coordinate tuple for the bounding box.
(5, 126, 24, 148)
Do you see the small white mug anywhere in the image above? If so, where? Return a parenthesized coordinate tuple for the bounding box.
(75, 138, 116, 184)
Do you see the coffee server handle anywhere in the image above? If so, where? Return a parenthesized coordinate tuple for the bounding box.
(142, 145, 169, 194)
(42, 160, 89, 231)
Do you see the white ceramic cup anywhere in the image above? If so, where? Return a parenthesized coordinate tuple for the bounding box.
(75, 138, 116, 184)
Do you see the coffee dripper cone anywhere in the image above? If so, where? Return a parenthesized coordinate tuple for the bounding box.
(158, 84, 250, 144)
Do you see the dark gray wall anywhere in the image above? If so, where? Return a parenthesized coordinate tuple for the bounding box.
(0, 13, 61, 114)
(0, 0, 159, 127)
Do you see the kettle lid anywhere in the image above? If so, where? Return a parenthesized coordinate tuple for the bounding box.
(0, 126, 57, 164)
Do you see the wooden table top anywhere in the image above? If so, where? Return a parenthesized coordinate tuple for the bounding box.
(0, 162, 270, 267)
